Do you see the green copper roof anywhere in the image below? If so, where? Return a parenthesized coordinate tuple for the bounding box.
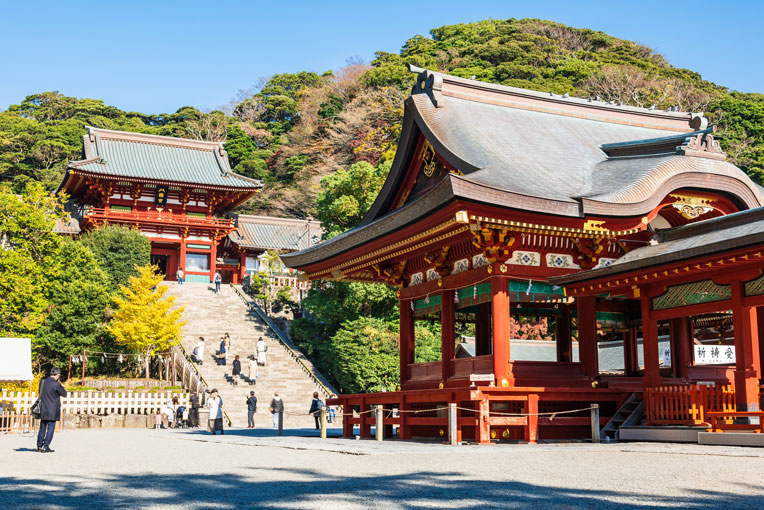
(69, 127, 260, 190)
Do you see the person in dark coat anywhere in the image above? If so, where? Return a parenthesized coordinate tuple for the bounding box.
(189, 391, 200, 428)
(231, 355, 241, 385)
(270, 393, 284, 429)
(246, 391, 257, 429)
(37, 367, 67, 453)
(308, 392, 325, 430)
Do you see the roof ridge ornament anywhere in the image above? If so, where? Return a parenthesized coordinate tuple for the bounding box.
(676, 131, 726, 161)
(409, 65, 443, 108)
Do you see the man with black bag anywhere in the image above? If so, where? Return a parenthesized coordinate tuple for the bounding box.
(189, 391, 200, 428)
(35, 367, 66, 453)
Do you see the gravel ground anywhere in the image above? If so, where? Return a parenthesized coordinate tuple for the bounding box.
(2, 428, 764, 509)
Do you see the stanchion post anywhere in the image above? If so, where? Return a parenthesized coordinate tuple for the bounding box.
(278, 411, 284, 436)
(320, 408, 327, 439)
(590, 403, 600, 443)
(448, 403, 457, 446)
(375, 405, 383, 441)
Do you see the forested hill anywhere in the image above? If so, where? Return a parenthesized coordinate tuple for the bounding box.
(3, 18, 764, 225)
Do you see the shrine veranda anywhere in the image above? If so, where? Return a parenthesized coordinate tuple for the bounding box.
(282, 67, 764, 443)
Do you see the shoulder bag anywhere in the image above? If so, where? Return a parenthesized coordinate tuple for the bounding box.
(30, 379, 45, 419)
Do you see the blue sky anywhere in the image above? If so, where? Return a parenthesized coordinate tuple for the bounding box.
(1, 0, 761, 113)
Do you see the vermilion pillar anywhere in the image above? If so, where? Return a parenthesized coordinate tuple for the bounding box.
(556, 304, 572, 362)
(576, 296, 599, 378)
(399, 299, 415, 383)
(731, 281, 761, 412)
(669, 317, 692, 380)
(179, 238, 186, 272)
(441, 289, 455, 381)
(641, 294, 661, 388)
(757, 308, 764, 384)
(491, 277, 511, 385)
(209, 241, 217, 283)
(624, 326, 639, 376)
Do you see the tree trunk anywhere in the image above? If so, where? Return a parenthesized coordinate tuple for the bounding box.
(144, 355, 150, 381)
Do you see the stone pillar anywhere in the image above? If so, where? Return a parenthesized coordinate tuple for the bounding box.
(576, 296, 599, 378)
(491, 277, 511, 386)
(399, 299, 415, 383)
(641, 294, 661, 388)
(731, 281, 761, 412)
(556, 304, 572, 363)
(441, 289, 455, 382)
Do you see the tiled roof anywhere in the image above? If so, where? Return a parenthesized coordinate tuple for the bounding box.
(53, 217, 81, 235)
(66, 127, 261, 190)
(551, 206, 764, 285)
(230, 215, 322, 252)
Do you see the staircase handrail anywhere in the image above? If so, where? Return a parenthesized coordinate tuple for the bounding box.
(229, 284, 336, 398)
(172, 340, 233, 427)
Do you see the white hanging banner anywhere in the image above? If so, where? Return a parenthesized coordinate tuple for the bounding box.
(694, 344, 735, 365)
(0, 338, 33, 382)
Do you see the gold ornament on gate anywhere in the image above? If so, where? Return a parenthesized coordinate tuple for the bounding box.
(500, 264, 508, 273)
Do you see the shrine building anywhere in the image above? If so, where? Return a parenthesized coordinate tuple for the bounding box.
(56, 127, 305, 284)
(282, 67, 764, 443)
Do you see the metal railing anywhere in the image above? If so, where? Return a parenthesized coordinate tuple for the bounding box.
(230, 284, 336, 398)
(172, 341, 233, 427)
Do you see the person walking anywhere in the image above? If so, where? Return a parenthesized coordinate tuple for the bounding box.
(257, 337, 267, 366)
(232, 355, 241, 385)
(36, 367, 67, 453)
(206, 389, 224, 435)
(270, 392, 284, 429)
(216, 337, 227, 366)
(176, 267, 184, 285)
(247, 355, 258, 385)
(308, 392, 325, 430)
(214, 271, 222, 294)
(189, 391, 200, 428)
(246, 391, 257, 429)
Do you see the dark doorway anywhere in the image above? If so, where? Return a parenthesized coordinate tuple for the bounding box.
(151, 254, 168, 276)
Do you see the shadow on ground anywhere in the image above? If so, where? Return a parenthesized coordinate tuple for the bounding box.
(0, 468, 761, 509)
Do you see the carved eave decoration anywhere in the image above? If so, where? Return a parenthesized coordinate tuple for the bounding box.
(669, 194, 716, 220)
(676, 132, 726, 161)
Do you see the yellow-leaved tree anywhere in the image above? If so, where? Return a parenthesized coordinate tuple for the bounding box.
(107, 265, 186, 379)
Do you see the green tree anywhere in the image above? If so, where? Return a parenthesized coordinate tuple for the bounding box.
(315, 160, 389, 238)
(35, 240, 112, 367)
(107, 265, 186, 379)
(79, 224, 151, 290)
(0, 181, 63, 336)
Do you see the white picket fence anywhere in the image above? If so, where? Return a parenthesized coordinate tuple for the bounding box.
(0, 389, 189, 416)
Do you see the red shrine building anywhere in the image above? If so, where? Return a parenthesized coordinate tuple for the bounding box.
(56, 127, 315, 284)
(282, 67, 764, 442)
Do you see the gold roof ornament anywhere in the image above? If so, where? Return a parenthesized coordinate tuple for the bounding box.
(669, 194, 715, 220)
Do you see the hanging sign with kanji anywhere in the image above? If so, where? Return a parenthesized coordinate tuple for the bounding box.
(694, 344, 735, 365)
(155, 185, 168, 207)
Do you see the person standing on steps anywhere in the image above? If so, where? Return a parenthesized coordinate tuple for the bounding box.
(206, 389, 224, 435)
(224, 333, 231, 353)
(176, 267, 184, 285)
(189, 391, 200, 428)
(257, 337, 267, 366)
(216, 337, 227, 366)
(214, 271, 222, 294)
(36, 366, 67, 453)
(232, 355, 241, 385)
(308, 392, 326, 430)
(270, 392, 284, 429)
(247, 354, 257, 385)
(246, 391, 257, 429)
(192, 337, 205, 365)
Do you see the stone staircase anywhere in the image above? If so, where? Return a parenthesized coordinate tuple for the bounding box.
(163, 282, 333, 429)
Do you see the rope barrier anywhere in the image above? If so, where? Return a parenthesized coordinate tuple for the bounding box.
(278, 404, 597, 419)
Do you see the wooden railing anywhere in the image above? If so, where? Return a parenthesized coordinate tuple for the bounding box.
(83, 207, 235, 230)
(0, 414, 34, 433)
(1, 389, 188, 416)
(645, 384, 735, 425)
(268, 275, 310, 290)
(171, 342, 232, 427)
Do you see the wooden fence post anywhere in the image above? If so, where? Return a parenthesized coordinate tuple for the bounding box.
(590, 403, 600, 443)
(320, 408, 327, 439)
(448, 403, 458, 446)
(375, 405, 383, 441)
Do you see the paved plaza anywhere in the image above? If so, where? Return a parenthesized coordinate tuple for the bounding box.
(1, 428, 764, 509)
